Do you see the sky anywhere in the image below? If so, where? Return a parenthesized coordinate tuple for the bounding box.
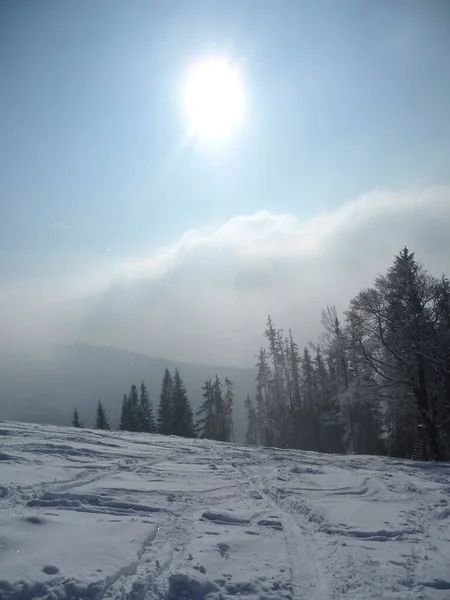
(1, 0, 450, 366)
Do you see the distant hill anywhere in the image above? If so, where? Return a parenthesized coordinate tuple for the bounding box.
(0, 343, 256, 443)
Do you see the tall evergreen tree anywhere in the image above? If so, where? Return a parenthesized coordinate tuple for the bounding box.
(264, 316, 288, 446)
(255, 347, 273, 446)
(171, 368, 195, 438)
(288, 329, 302, 410)
(301, 347, 316, 409)
(245, 394, 258, 445)
(295, 347, 322, 451)
(139, 380, 155, 433)
(319, 307, 350, 451)
(158, 368, 173, 435)
(196, 378, 216, 439)
(224, 377, 235, 443)
(128, 384, 140, 432)
(72, 407, 82, 428)
(211, 375, 226, 441)
(196, 376, 234, 442)
(120, 393, 132, 431)
(95, 400, 110, 430)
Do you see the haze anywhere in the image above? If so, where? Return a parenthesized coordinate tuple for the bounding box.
(1, 0, 450, 367)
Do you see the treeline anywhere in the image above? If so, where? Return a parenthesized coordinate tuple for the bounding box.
(71, 367, 235, 443)
(245, 248, 450, 461)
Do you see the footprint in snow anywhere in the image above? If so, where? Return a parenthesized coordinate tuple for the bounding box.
(23, 516, 46, 525)
(201, 511, 249, 525)
(216, 542, 230, 558)
(258, 519, 283, 531)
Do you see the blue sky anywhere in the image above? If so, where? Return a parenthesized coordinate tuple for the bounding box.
(2, 0, 450, 282)
(2, 1, 450, 363)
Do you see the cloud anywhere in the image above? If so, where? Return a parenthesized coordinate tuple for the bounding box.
(2, 186, 450, 366)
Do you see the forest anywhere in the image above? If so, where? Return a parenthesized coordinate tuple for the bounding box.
(245, 248, 450, 462)
(73, 248, 450, 462)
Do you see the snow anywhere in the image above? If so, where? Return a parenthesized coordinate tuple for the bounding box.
(1, 422, 450, 599)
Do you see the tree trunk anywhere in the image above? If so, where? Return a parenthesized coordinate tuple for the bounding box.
(415, 358, 446, 461)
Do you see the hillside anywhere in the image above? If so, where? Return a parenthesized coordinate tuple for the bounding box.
(1, 421, 450, 599)
(0, 344, 256, 442)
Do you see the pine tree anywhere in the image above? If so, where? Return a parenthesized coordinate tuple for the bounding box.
(128, 384, 140, 432)
(95, 400, 110, 430)
(224, 377, 235, 443)
(343, 311, 385, 456)
(318, 307, 350, 452)
(245, 394, 258, 445)
(212, 375, 226, 441)
(264, 316, 288, 446)
(158, 368, 173, 435)
(72, 407, 82, 428)
(292, 346, 321, 451)
(284, 330, 303, 448)
(120, 394, 132, 431)
(301, 347, 316, 409)
(196, 376, 234, 442)
(255, 347, 273, 447)
(171, 368, 195, 438)
(196, 378, 216, 439)
(139, 380, 155, 433)
(288, 329, 302, 410)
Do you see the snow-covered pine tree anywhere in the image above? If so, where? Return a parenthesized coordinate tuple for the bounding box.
(139, 380, 155, 433)
(95, 400, 110, 430)
(157, 368, 173, 435)
(72, 407, 82, 428)
(171, 368, 195, 438)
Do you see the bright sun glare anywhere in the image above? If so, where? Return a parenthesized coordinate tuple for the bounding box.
(184, 55, 244, 143)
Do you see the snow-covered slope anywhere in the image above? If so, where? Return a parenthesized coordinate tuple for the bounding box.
(1, 422, 450, 600)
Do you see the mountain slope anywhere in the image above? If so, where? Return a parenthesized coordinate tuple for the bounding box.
(1, 420, 450, 599)
(0, 344, 256, 442)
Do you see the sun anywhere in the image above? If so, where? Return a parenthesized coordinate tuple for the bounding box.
(184, 55, 245, 143)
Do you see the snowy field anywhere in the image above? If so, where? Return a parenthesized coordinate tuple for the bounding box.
(1, 422, 450, 600)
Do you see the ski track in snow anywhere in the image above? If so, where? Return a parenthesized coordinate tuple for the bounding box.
(1, 422, 450, 600)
